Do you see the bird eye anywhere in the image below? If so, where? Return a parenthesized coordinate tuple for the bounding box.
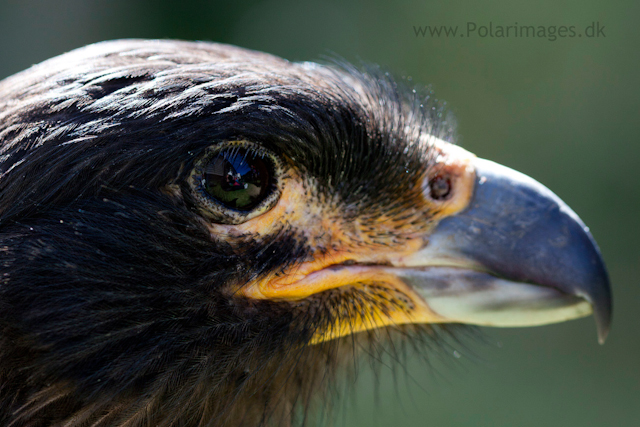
(428, 175, 451, 200)
(204, 149, 270, 211)
(189, 141, 282, 224)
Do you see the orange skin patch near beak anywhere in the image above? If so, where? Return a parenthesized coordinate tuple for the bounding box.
(241, 243, 425, 300)
(425, 138, 477, 219)
(229, 142, 477, 343)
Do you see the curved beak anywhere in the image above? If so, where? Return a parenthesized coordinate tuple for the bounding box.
(240, 147, 612, 345)
(398, 158, 612, 343)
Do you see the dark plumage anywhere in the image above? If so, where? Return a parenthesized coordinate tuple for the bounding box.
(0, 40, 611, 426)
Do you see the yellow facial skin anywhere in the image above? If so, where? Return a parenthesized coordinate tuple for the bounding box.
(201, 139, 478, 344)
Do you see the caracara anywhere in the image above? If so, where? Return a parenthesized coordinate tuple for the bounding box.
(0, 40, 612, 427)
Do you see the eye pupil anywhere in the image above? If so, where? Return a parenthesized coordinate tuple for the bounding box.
(204, 148, 270, 210)
(429, 175, 451, 200)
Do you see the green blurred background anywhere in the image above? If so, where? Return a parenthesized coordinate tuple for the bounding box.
(0, 0, 637, 425)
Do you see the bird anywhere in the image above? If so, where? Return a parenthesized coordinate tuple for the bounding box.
(0, 39, 612, 427)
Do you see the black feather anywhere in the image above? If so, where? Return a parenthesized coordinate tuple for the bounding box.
(0, 39, 460, 426)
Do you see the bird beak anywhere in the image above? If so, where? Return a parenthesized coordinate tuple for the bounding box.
(240, 146, 612, 345)
(392, 157, 612, 344)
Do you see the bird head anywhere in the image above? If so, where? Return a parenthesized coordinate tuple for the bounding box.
(0, 40, 611, 426)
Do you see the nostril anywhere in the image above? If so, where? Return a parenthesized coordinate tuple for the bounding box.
(428, 175, 452, 200)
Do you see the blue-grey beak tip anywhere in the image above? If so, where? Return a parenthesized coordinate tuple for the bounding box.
(425, 158, 613, 343)
(472, 159, 613, 343)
